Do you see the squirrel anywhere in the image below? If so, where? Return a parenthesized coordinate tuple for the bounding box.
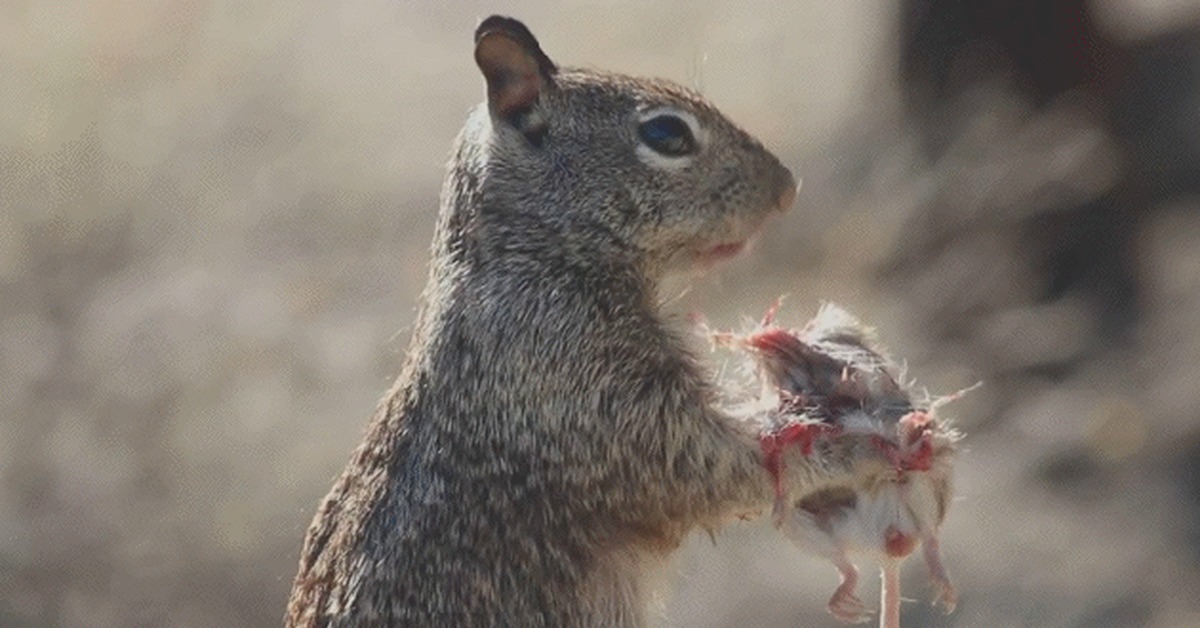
(285, 16, 887, 627)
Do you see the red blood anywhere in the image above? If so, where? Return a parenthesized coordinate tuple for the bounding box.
(745, 328, 804, 354)
(899, 411, 935, 472)
(884, 525, 918, 558)
(870, 435, 903, 468)
(907, 435, 934, 472)
(779, 423, 817, 457)
(761, 434, 787, 502)
(760, 422, 840, 500)
(871, 417, 935, 474)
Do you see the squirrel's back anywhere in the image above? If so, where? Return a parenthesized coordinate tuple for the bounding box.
(286, 16, 796, 627)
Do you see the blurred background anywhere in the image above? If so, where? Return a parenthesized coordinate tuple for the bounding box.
(2, 1, 1199, 626)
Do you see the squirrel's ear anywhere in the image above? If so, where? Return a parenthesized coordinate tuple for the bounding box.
(474, 16, 556, 125)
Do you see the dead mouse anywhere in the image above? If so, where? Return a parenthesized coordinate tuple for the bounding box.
(714, 302, 973, 627)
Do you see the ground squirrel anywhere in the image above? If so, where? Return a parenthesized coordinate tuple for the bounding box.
(285, 16, 885, 627)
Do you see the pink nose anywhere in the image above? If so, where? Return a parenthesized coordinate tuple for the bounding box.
(777, 181, 798, 212)
(775, 168, 799, 212)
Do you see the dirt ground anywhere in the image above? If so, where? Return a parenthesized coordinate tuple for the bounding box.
(3, 2, 1199, 626)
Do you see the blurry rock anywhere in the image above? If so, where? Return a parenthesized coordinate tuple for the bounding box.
(978, 300, 1097, 371)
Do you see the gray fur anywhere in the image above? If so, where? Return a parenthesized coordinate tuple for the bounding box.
(285, 16, 865, 627)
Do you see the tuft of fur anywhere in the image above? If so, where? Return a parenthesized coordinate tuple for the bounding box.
(284, 16, 888, 628)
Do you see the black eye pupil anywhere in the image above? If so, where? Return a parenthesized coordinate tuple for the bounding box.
(638, 115, 696, 156)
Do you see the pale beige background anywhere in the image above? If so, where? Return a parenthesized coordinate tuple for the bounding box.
(2, 1, 1200, 626)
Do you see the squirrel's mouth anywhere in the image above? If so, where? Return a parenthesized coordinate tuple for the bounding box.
(691, 240, 748, 269)
(687, 208, 779, 270)
(701, 241, 746, 260)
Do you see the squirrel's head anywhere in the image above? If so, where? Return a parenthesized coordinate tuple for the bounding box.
(462, 16, 798, 278)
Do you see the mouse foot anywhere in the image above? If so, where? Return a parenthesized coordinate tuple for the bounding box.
(931, 575, 957, 615)
(922, 534, 957, 614)
(827, 557, 873, 624)
(828, 586, 873, 624)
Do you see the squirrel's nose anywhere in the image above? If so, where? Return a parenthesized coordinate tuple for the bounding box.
(773, 166, 799, 213)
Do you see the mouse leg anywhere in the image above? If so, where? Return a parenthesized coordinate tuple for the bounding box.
(828, 551, 872, 624)
(779, 509, 872, 624)
(921, 533, 957, 613)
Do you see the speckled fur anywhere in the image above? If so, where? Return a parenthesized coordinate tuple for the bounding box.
(284, 17, 871, 628)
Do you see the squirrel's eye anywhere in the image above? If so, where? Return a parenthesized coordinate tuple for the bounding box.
(637, 115, 697, 157)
